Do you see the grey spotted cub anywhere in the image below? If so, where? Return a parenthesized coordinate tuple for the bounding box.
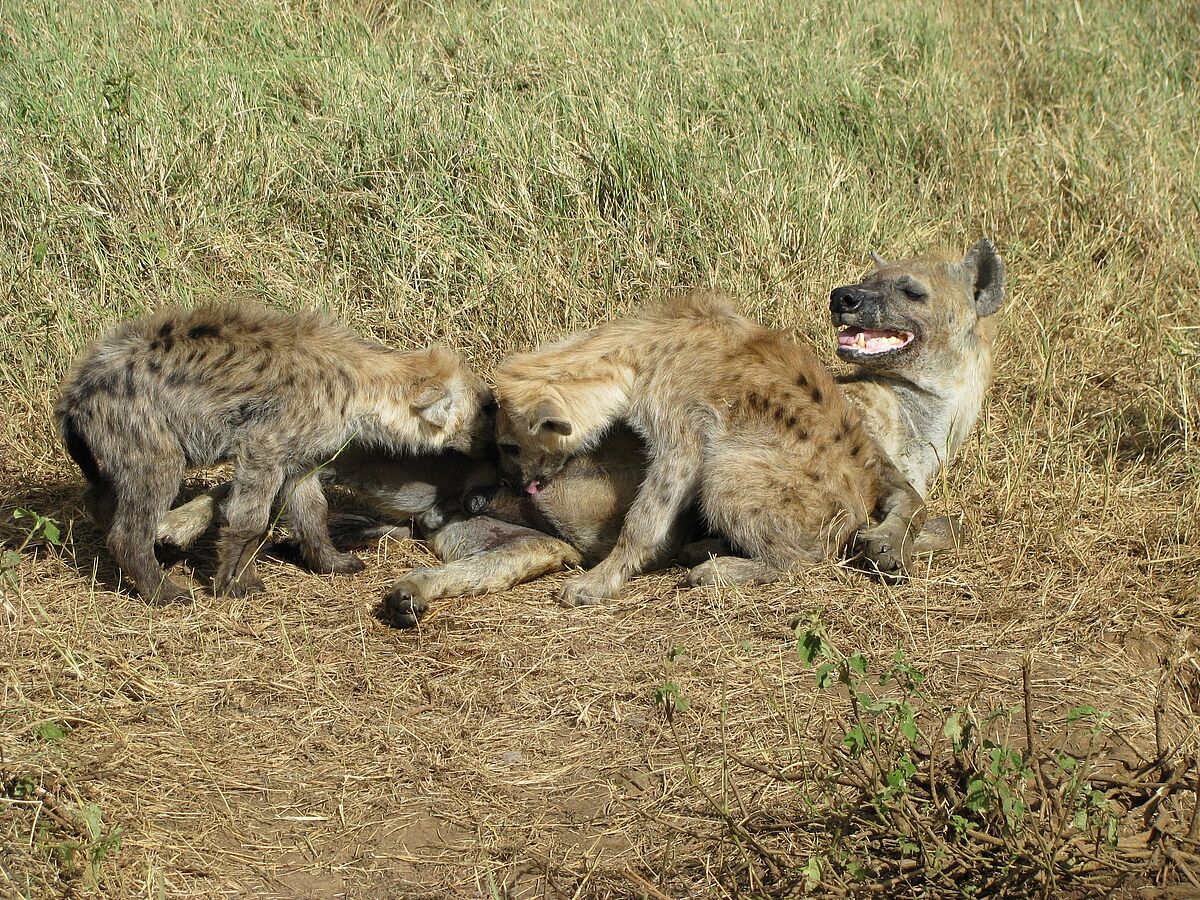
(56, 303, 495, 604)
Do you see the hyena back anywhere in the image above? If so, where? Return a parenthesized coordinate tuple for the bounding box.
(56, 303, 493, 604)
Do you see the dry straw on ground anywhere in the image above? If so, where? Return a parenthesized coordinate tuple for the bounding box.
(2, 0, 1199, 897)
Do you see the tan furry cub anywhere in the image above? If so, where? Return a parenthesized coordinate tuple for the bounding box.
(494, 290, 924, 606)
(56, 303, 494, 604)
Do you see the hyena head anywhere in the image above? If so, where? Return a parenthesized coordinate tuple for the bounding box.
(493, 395, 581, 497)
(828, 238, 1005, 382)
(407, 347, 496, 459)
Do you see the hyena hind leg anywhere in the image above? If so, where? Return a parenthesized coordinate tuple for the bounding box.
(281, 473, 365, 575)
(83, 482, 117, 532)
(107, 460, 192, 605)
(156, 482, 231, 548)
(327, 514, 412, 551)
(683, 556, 780, 588)
(381, 517, 582, 628)
(912, 515, 963, 555)
(213, 459, 285, 597)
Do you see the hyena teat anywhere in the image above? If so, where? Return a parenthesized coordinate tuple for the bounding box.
(56, 303, 495, 604)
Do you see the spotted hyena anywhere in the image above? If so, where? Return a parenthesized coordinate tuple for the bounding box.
(56, 303, 494, 603)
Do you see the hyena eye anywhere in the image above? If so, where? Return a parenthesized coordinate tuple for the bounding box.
(901, 285, 927, 301)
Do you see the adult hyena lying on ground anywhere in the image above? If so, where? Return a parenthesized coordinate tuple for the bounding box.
(159, 240, 1004, 624)
(56, 303, 494, 603)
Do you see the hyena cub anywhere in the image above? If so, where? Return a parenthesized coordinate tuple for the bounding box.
(56, 303, 494, 604)
(494, 290, 924, 606)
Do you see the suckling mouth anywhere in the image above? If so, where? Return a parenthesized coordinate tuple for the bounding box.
(837, 326, 915, 356)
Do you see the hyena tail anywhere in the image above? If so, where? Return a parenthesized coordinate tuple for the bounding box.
(59, 413, 115, 529)
(60, 413, 104, 486)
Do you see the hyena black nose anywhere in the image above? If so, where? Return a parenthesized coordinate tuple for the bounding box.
(830, 286, 865, 315)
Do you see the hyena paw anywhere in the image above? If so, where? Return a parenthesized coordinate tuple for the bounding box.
(855, 525, 912, 580)
(558, 573, 617, 607)
(682, 556, 776, 588)
(380, 575, 432, 628)
(682, 560, 722, 588)
(214, 572, 266, 598)
(311, 551, 366, 576)
(147, 581, 194, 606)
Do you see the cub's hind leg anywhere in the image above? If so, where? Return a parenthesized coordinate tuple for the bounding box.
(214, 452, 285, 597)
(559, 440, 703, 606)
(281, 472, 365, 575)
(107, 453, 191, 604)
(382, 516, 582, 627)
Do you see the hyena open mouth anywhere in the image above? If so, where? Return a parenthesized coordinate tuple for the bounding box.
(836, 326, 915, 357)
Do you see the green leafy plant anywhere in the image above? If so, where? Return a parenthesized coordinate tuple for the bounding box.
(785, 612, 1124, 896)
(3, 507, 62, 588)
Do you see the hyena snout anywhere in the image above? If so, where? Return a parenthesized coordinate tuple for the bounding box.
(453, 387, 499, 460)
(830, 286, 875, 318)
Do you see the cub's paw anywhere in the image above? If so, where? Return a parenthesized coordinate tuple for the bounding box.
(147, 581, 194, 606)
(558, 573, 617, 607)
(682, 556, 777, 588)
(854, 525, 912, 580)
(216, 574, 266, 598)
(380, 575, 432, 628)
(311, 550, 366, 576)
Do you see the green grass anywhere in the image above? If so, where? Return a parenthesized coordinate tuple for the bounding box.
(1, 0, 1198, 895)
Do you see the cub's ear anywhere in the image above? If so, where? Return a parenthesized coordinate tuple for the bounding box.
(958, 238, 1005, 317)
(529, 400, 573, 437)
(412, 382, 453, 427)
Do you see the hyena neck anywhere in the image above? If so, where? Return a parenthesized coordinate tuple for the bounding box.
(893, 339, 993, 476)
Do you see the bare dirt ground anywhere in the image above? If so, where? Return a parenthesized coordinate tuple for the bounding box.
(3, 385, 1198, 897)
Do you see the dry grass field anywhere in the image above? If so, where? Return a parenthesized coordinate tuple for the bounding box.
(1, 0, 1198, 896)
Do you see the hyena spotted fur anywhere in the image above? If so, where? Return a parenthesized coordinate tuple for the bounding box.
(493, 290, 924, 606)
(56, 303, 494, 604)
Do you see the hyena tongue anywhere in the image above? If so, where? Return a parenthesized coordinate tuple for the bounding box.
(525, 480, 542, 495)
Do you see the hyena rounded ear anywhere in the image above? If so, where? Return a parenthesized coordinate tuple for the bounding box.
(870, 251, 888, 268)
(529, 401, 573, 437)
(412, 382, 453, 427)
(960, 238, 1005, 317)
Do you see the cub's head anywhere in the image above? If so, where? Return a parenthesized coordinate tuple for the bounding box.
(493, 351, 596, 495)
(829, 238, 1005, 379)
(407, 347, 496, 459)
(493, 394, 581, 497)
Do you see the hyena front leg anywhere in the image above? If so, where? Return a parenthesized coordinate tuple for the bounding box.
(855, 455, 926, 578)
(281, 472, 366, 575)
(213, 455, 285, 597)
(559, 443, 703, 607)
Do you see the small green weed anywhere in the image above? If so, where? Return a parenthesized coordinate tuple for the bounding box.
(3, 507, 62, 587)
